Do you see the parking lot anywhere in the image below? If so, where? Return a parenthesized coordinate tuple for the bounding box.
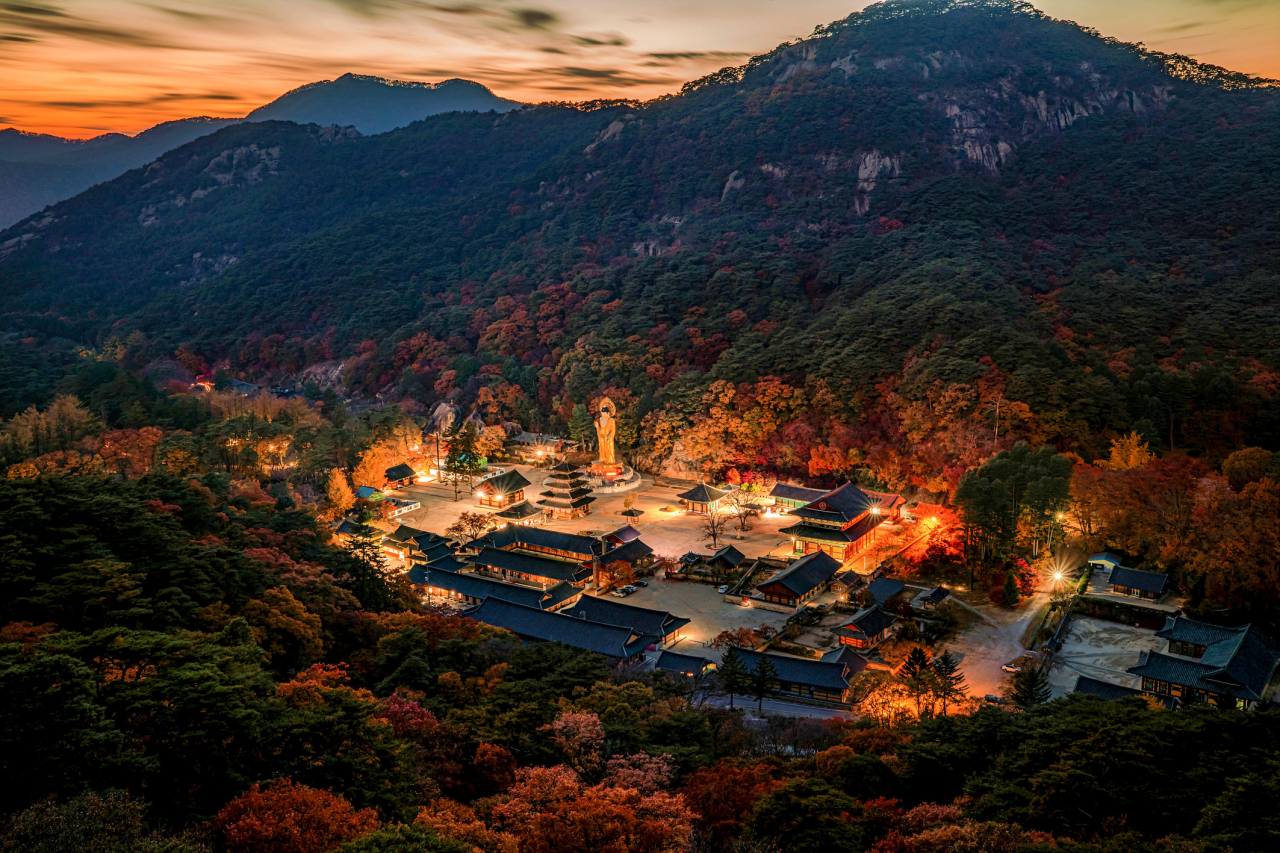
(1047, 617, 1162, 697)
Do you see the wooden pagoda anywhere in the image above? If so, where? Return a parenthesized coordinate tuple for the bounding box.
(538, 461, 595, 520)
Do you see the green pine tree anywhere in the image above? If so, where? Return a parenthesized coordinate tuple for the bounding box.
(1009, 665, 1051, 709)
(717, 646, 749, 710)
(568, 403, 593, 449)
(752, 654, 779, 711)
(899, 647, 936, 716)
(1001, 569, 1021, 606)
(930, 651, 968, 714)
(444, 420, 483, 501)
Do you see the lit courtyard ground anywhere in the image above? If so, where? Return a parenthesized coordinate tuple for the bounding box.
(1046, 617, 1161, 698)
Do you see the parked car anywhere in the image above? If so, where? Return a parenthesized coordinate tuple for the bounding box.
(633, 580, 648, 587)
(621, 585, 638, 593)
(1001, 664, 1022, 673)
(717, 585, 729, 594)
(984, 694, 1006, 704)
(610, 590, 628, 598)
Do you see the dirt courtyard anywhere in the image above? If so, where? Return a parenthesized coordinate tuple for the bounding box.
(1047, 617, 1162, 697)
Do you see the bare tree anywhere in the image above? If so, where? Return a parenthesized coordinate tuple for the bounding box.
(701, 505, 730, 550)
(446, 510, 497, 544)
(725, 489, 758, 539)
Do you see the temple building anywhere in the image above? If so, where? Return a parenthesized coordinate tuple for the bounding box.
(495, 500, 544, 525)
(1128, 616, 1280, 710)
(754, 551, 842, 608)
(735, 649, 855, 705)
(538, 461, 595, 519)
(676, 482, 734, 514)
(779, 482, 904, 563)
(832, 606, 899, 650)
(469, 598, 654, 662)
(474, 470, 532, 509)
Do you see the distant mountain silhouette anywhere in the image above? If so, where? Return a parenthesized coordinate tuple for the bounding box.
(244, 74, 520, 134)
(0, 76, 523, 228)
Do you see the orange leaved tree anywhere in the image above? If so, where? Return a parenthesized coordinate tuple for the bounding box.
(213, 779, 380, 853)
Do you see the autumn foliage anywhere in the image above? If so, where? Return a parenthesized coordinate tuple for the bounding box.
(213, 779, 380, 853)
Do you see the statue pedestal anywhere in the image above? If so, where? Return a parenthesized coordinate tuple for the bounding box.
(590, 461, 625, 481)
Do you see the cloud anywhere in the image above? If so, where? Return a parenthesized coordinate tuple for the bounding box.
(573, 33, 629, 47)
(551, 66, 674, 87)
(0, 4, 188, 48)
(511, 8, 556, 30)
(0, 32, 36, 40)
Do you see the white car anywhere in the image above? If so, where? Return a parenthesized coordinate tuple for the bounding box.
(717, 585, 729, 594)
(1001, 664, 1022, 673)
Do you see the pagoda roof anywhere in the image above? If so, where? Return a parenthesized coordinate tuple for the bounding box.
(676, 483, 733, 504)
(540, 485, 593, 500)
(547, 460, 581, 473)
(538, 495, 597, 510)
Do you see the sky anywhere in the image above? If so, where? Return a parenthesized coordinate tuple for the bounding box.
(2, 0, 1277, 138)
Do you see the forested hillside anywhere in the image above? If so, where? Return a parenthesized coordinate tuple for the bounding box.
(2, 0, 1278, 484)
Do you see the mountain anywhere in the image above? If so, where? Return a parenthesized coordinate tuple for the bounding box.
(0, 76, 522, 229)
(243, 73, 521, 134)
(2, 0, 1278, 456)
(0, 118, 239, 229)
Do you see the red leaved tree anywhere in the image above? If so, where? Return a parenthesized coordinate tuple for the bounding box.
(213, 779, 380, 853)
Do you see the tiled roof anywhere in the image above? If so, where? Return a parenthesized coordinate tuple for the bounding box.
(781, 513, 882, 544)
(676, 483, 733, 504)
(470, 598, 653, 658)
(1073, 675, 1177, 708)
(654, 650, 711, 676)
(607, 525, 643, 543)
(385, 463, 417, 481)
(708, 545, 747, 568)
(832, 606, 899, 640)
(409, 569, 579, 610)
(469, 547, 590, 582)
(757, 551, 841, 598)
(562, 595, 690, 639)
(1089, 553, 1124, 567)
(787, 482, 879, 523)
(1156, 616, 1242, 649)
(496, 500, 544, 519)
(1109, 566, 1169, 595)
(334, 519, 375, 537)
(355, 486, 384, 500)
(475, 469, 532, 496)
(770, 483, 828, 503)
(385, 524, 427, 544)
(600, 538, 654, 568)
(920, 586, 950, 604)
(481, 525, 602, 557)
(736, 649, 851, 692)
(819, 645, 871, 674)
(1130, 626, 1280, 702)
(866, 578, 906, 605)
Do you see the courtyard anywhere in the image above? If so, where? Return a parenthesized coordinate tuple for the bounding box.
(1046, 617, 1161, 698)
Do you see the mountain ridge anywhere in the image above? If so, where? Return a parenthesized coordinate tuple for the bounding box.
(2, 0, 1278, 456)
(0, 75, 522, 228)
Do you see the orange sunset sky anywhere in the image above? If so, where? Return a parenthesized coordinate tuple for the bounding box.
(2, 0, 1277, 138)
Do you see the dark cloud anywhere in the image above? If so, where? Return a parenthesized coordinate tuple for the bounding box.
(40, 91, 245, 108)
(0, 5, 187, 48)
(539, 46, 566, 53)
(0, 32, 36, 40)
(511, 8, 556, 30)
(1159, 21, 1209, 33)
(646, 50, 750, 62)
(552, 66, 674, 87)
(0, 3, 66, 16)
(573, 33, 629, 47)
